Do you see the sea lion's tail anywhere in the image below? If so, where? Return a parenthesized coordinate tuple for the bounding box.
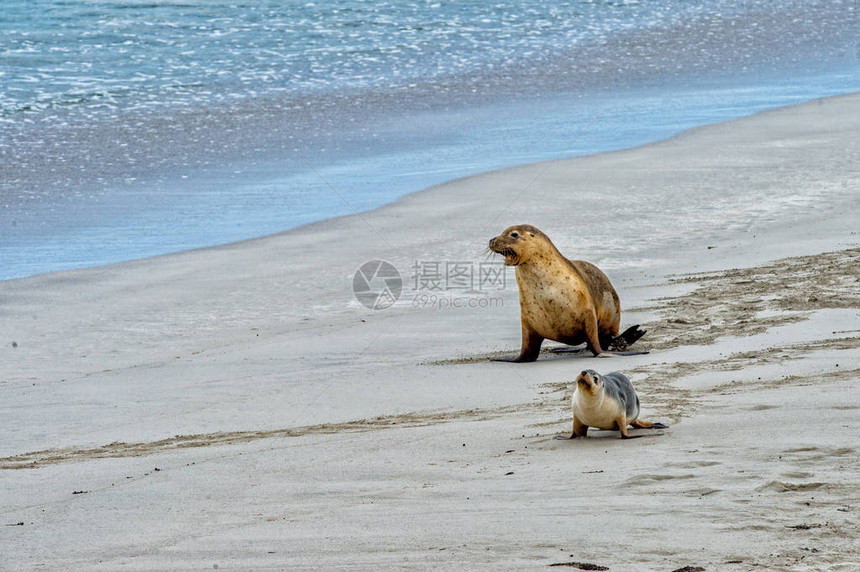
(606, 325, 646, 352)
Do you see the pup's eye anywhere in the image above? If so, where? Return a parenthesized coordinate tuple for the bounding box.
(510, 231, 519, 238)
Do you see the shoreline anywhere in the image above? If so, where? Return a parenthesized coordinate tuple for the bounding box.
(3, 73, 858, 282)
(2, 93, 859, 570)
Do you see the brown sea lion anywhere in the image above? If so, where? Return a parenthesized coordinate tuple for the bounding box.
(559, 369, 668, 439)
(488, 224, 645, 362)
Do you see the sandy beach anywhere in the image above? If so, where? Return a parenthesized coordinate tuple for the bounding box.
(1, 94, 859, 571)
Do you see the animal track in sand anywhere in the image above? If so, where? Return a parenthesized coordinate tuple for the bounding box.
(780, 472, 815, 479)
(745, 404, 779, 411)
(756, 481, 827, 493)
(638, 247, 860, 350)
(624, 473, 697, 486)
(0, 403, 540, 470)
(667, 460, 722, 468)
(831, 404, 860, 410)
(778, 446, 854, 464)
(682, 487, 721, 497)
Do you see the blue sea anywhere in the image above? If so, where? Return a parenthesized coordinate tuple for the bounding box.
(1, 0, 857, 280)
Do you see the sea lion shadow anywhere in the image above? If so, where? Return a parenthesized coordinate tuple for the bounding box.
(554, 429, 667, 441)
(489, 345, 651, 363)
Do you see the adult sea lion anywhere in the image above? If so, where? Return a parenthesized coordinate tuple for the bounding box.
(488, 224, 645, 362)
(561, 369, 667, 439)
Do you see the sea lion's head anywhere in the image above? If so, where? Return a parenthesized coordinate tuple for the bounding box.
(576, 369, 602, 394)
(488, 224, 546, 266)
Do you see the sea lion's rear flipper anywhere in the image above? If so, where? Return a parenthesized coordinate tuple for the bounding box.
(606, 325, 646, 352)
(625, 425, 666, 439)
(630, 420, 668, 429)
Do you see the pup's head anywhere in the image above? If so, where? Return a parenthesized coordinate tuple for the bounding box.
(575, 369, 602, 394)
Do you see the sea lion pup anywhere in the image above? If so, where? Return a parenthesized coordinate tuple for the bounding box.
(559, 369, 667, 440)
(488, 224, 646, 362)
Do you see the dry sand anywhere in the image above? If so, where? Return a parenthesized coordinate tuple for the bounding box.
(1, 94, 859, 571)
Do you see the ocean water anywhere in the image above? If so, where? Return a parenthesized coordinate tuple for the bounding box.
(1, 0, 858, 280)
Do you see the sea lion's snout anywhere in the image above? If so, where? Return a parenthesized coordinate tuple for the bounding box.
(489, 234, 519, 266)
(576, 370, 600, 391)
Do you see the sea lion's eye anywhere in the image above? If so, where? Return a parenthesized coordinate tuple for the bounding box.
(510, 231, 519, 238)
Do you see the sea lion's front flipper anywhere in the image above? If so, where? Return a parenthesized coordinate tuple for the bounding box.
(491, 350, 541, 363)
(573, 417, 589, 438)
(491, 324, 544, 362)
